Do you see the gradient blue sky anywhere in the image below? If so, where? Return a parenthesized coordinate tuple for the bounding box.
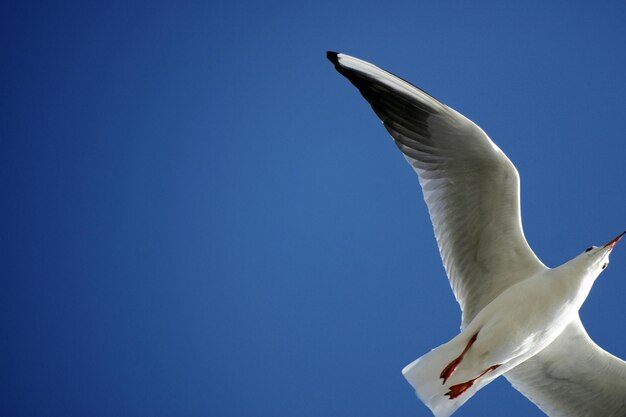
(3, 1, 626, 416)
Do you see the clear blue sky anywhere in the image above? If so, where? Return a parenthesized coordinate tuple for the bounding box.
(2, 1, 626, 416)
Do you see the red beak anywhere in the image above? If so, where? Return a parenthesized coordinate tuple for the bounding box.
(604, 231, 626, 251)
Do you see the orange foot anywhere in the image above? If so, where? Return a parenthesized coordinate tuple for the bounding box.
(440, 357, 462, 385)
(440, 332, 478, 384)
(444, 364, 501, 400)
(445, 380, 474, 399)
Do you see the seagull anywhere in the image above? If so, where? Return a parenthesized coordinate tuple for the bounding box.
(327, 51, 626, 417)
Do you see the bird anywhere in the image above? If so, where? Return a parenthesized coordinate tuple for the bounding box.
(327, 51, 626, 417)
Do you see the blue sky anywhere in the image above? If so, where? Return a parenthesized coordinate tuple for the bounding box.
(2, 1, 626, 416)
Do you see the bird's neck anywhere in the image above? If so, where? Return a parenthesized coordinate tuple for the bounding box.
(552, 261, 596, 308)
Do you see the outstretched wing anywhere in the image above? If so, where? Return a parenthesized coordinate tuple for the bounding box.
(506, 316, 626, 416)
(328, 52, 546, 326)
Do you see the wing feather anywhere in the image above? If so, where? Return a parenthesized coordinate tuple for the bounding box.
(328, 52, 546, 326)
(506, 317, 626, 417)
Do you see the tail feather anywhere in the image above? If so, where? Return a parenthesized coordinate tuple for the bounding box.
(402, 337, 495, 417)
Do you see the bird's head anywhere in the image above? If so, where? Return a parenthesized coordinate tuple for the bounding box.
(579, 231, 625, 277)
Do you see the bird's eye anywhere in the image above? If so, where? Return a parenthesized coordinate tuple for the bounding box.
(585, 247, 593, 252)
(602, 263, 608, 270)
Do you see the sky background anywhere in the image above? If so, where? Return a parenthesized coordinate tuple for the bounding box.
(2, 1, 626, 416)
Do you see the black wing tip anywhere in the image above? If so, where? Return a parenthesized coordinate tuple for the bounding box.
(326, 51, 340, 65)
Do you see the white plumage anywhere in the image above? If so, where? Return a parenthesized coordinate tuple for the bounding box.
(328, 51, 626, 417)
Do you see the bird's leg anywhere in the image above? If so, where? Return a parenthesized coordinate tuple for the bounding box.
(440, 331, 479, 384)
(445, 364, 500, 400)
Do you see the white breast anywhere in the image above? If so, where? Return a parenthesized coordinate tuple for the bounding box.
(464, 267, 589, 369)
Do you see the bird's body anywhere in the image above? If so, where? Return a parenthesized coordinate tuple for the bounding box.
(327, 51, 626, 417)
(465, 252, 600, 369)
(403, 257, 600, 417)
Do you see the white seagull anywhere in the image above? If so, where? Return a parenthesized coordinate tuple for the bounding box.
(327, 51, 626, 417)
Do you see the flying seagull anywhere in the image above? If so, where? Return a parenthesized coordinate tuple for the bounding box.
(327, 51, 626, 417)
